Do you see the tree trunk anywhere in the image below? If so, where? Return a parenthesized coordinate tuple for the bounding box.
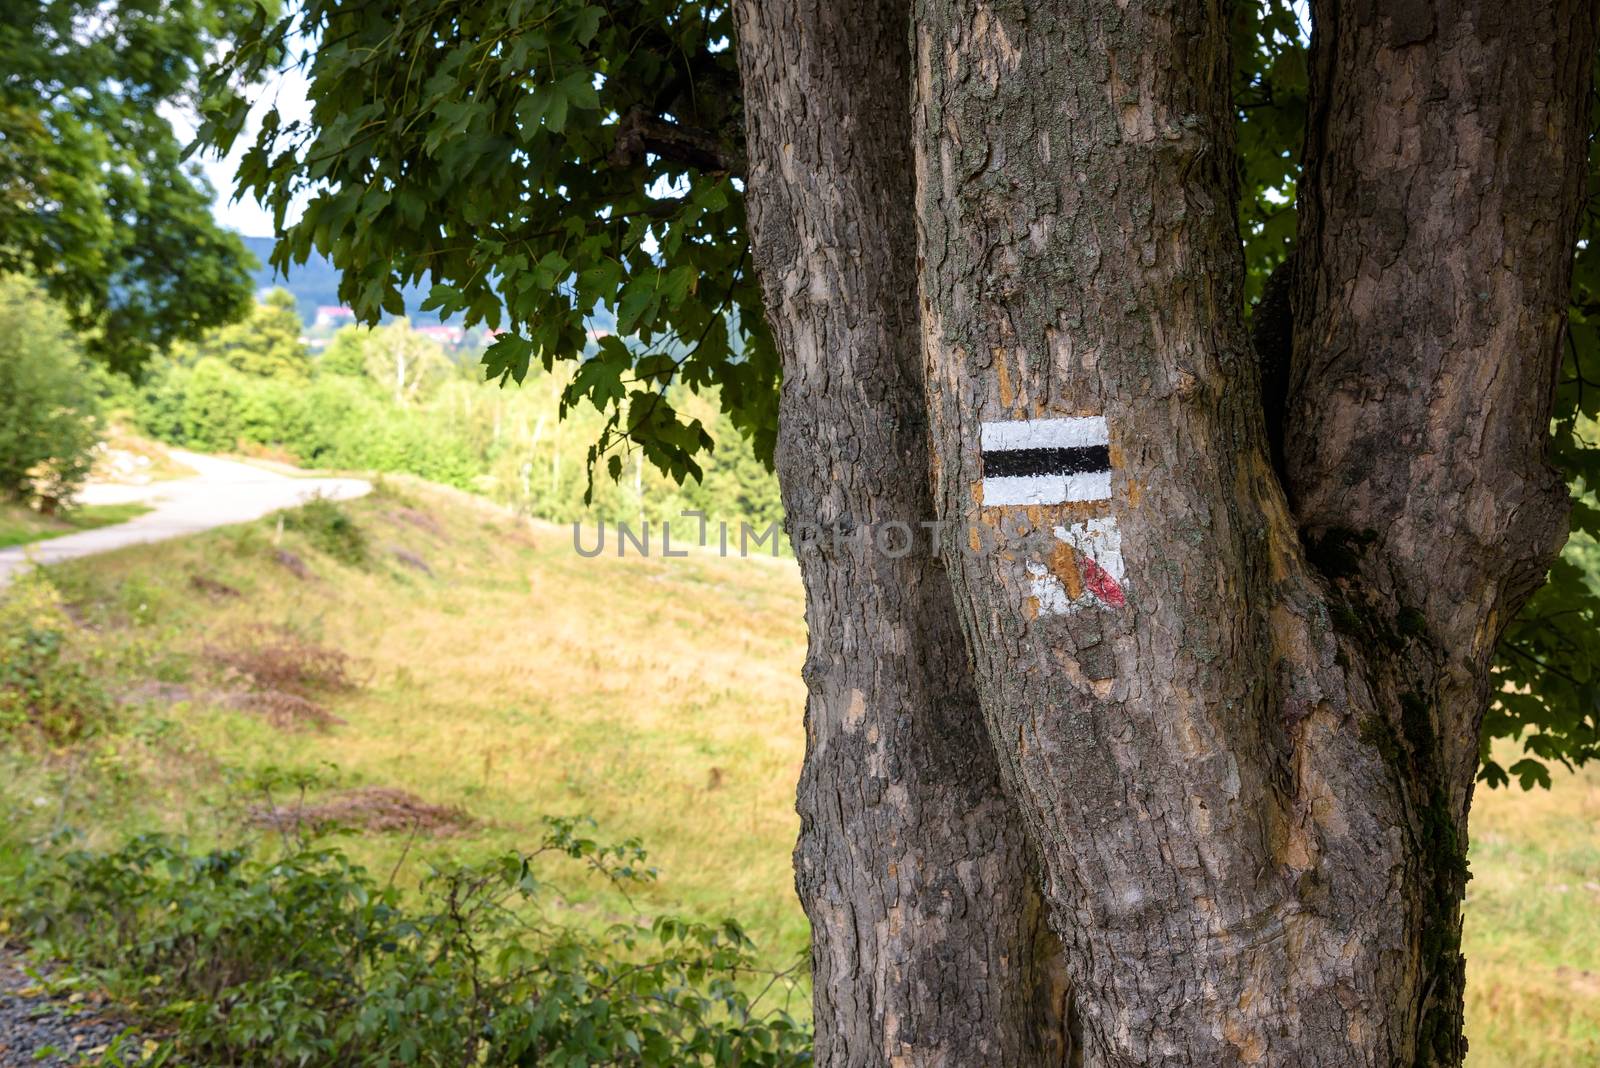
(1283, 2, 1597, 1061)
(735, 2, 1073, 1064)
(912, 1, 1592, 1065)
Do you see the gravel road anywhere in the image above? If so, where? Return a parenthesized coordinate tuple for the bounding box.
(0, 946, 146, 1066)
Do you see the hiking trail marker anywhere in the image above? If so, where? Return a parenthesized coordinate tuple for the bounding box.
(980, 416, 1126, 614)
(979, 416, 1111, 506)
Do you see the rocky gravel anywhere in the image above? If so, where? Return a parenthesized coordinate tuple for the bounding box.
(0, 946, 146, 1066)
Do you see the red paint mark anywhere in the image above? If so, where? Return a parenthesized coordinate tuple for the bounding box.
(1080, 557, 1125, 608)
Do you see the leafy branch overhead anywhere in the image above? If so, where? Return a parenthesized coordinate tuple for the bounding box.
(198, 0, 775, 487)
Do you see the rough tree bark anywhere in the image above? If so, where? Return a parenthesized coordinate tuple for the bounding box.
(912, 1, 1592, 1065)
(1283, 1, 1597, 1060)
(734, 2, 1072, 1064)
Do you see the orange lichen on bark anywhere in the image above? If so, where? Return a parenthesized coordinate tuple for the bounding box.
(1048, 538, 1085, 600)
(993, 347, 1014, 410)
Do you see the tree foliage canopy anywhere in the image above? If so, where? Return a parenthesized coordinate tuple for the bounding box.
(321, 320, 453, 405)
(174, 288, 312, 379)
(199, 0, 1600, 784)
(0, 276, 103, 506)
(0, 0, 258, 371)
(200, 0, 770, 487)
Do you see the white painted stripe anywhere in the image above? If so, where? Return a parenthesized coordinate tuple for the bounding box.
(1025, 562, 1075, 616)
(1054, 517, 1124, 583)
(980, 416, 1108, 453)
(981, 471, 1112, 506)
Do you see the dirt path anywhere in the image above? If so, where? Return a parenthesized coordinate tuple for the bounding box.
(0, 450, 370, 587)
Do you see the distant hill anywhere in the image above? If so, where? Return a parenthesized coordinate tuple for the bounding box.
(241, 235, 618, 337)
(241, 235, 446, 327)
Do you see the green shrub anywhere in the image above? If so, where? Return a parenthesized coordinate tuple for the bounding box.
(282, 497, 369, 565)
(6, 820, 810, 1067)
(130, 355, 246, 452)
(130, 363, 481, 488)
(0, 276, 103, 506)
(122, 322, 786, 533)
(172, 288, 311, 380)
(0, 574, 110, 741)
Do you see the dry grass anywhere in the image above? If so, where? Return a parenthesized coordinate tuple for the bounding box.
(30, 480, 810, 960)
(1462, 748, 1600, 1066)
(203, 624, 358, 731)
(382, 507, 447, 539)
(218, 690, 346, 732)
(90, 426, 196, 484)
(206, 624, 357, 696)
(188, 574, 241, 599)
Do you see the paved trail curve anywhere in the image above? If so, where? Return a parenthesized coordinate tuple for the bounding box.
(0, 450, 370, 586)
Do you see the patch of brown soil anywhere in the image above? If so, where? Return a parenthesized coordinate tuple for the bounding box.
(219, 690, 345, 731)
(385, 507, 446, 538)
(248, 786, 473, 836)
(208, 624, 355, 695)
(189, 574, 241, 599)
(206, 625, 357, 731)
(273, 548, 312, 579)
(388, 545, 433, 575)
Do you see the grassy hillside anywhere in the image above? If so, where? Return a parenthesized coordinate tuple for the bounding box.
(0, 501, 150, 548)
(1465, 748, 1600, 1064)
(1, 480, 808, 963)
(0, 474, 1595, 1063)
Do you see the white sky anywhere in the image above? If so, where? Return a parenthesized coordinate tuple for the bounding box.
(166, 61, 315, 237)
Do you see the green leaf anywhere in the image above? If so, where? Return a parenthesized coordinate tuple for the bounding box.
(558, 69, 600, 111)
(545, 90, 570, 134)
(420, 284, 463, 316)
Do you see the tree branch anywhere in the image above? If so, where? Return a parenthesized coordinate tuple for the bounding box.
(610, 107, 744, 176)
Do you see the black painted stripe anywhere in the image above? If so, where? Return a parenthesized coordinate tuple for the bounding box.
(982, 445, 1110, 479)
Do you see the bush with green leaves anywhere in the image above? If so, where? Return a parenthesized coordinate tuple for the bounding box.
(282, 496, 369, 566)
(319, 320, 454, 405)
(171, 288, 312, 380)
(0, 573, 110, 742)
(5, 818, 810, 1067)
(130, 359, 481, 488)
(0, 275, 103, 506)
